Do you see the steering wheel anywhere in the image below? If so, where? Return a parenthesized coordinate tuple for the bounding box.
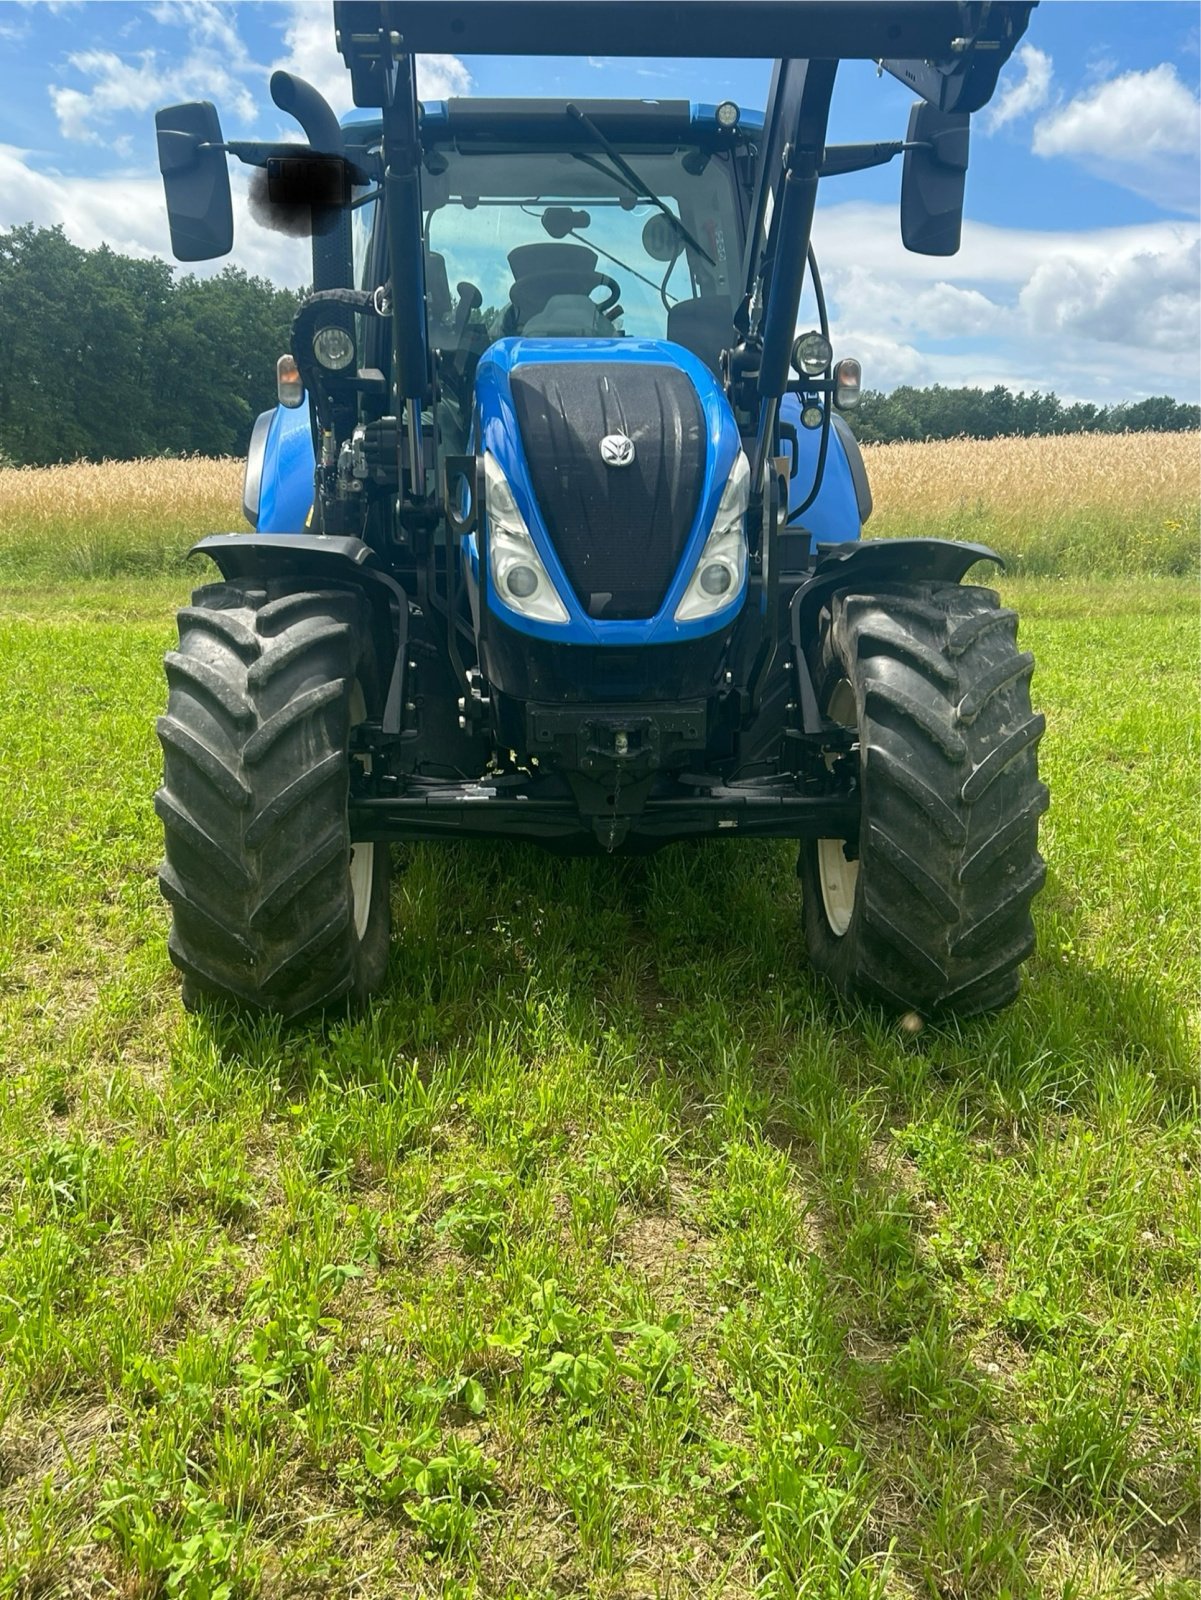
(508, 269, 622, 327)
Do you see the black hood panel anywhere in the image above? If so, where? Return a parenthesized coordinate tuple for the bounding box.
(509, 361, 705, 620)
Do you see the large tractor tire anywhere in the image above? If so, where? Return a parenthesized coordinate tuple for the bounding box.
(156, 580, 391, 1018)
(798, 582, 1047, 1016)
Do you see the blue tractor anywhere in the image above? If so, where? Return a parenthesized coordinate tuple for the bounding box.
(154, 0, 1047, 1019)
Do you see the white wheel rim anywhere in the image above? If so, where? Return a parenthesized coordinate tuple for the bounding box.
(348, 682, 374, 944)
(349, 843, 374, 942)
(817, 679, 859, 939)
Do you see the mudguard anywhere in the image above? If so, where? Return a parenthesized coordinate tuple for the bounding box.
(789, 537, 1004, 735)
(190, 532, 376, 582)
(189, 534, 410, 740)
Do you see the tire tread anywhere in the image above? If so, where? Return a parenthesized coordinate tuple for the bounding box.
(157, 580, 389, 1019)
(801, 580, 1046, 1016)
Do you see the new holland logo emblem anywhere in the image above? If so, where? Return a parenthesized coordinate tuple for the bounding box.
(599, 432, 635, 467)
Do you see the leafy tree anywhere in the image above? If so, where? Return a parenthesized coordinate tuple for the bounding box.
(0, 225, 301, 465)
(849, 382, 1198, 444)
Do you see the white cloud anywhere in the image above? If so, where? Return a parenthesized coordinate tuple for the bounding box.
(816, 329, 930, 393)
(984, 44, 1053, 131)
(816, 200, 1198, 289)
(815, 203, 1200, 401)
(49, 44, 258, 143)
(0, 142, 307, 287)
(1033, 64, 1200, 213)
(1019, 235, 1200, 351)
(825, 267, 1005, 342)
(146, 0, 249, 64)
(270, 0, 470, 119)
(415, 54, 473, 101)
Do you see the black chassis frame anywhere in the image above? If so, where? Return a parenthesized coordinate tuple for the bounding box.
(191, 1, 1034, 853)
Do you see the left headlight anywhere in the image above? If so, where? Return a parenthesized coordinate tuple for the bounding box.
(484, 453, 569, 625)
(675, 451, 750, 622)
(313, 324, 356, 371)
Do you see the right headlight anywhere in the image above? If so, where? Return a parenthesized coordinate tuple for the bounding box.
(675, 451, 750, 623)
(484, 453, 569, 625)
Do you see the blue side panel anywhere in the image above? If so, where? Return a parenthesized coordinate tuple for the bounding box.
(780, 392, 861, 545)
(255, 404, 315, 534)
(471, 337, 745, 647)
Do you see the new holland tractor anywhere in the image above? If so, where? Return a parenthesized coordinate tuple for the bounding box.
(153, 0, 1047, 1020)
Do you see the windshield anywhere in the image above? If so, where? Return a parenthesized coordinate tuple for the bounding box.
(421, 145, 742, 350)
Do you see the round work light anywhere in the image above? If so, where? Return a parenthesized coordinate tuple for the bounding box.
(313, 325, 356, 371)
(792, 330, 832, 377)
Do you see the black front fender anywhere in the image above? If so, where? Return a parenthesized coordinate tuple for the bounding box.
(789, 537, 1004, 737)
(189, 534, 410, 739)
(189, 532, 378, 585)
(794, 536, 1002, 642)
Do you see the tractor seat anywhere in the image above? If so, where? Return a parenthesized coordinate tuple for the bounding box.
(666, 296, 736, 376)
(506, 241, 606, 333)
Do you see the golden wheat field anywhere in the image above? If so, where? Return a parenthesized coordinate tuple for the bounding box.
(0, 430, 1196, 581)
(861, 429, 1199, 575)
(862, 430, 1198, 521)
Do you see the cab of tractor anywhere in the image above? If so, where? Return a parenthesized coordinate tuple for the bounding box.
(152, 0, 1048, 1024)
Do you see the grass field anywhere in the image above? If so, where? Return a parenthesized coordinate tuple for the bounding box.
(0, 438, 1197, 1597)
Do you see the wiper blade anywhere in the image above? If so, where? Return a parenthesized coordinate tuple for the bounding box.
(565, 102, 715, 267)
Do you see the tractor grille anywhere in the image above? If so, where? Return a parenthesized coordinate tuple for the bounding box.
(509, 362, 705, 620)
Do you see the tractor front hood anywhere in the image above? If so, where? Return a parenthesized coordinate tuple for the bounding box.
(470, 337, 745, 647)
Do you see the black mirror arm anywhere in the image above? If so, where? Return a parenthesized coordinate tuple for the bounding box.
(201, 140, 374, 188)
(818, 139, 935, 178)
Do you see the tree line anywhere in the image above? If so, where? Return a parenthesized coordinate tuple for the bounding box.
(1, 224, 1197, 466)
(0, 225, 301, 467)
(847, 382, 1199, 445)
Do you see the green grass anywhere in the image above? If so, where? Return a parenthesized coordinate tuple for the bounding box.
(0, 569, 1197, 1598)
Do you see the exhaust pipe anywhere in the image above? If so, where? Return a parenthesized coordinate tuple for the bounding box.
(268, 70, 353, 293)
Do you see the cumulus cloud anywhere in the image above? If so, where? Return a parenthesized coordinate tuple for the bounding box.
(270, 0, 471, 118)
(826, 266, 1005, 341)
(1033, 64, 1201, 213)
(0, 142, 307, 287)
(49, 43, 258, 143)
(984, 44, 1053, 131)
(1019, 235, 1200, 351)
(814, 202, 1200, 401)
(146, 0, 250, 65)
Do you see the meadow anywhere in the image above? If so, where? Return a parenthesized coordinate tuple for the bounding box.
(0, 435, 1196, 1598)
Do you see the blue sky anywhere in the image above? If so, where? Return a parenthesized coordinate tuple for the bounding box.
(1, 0, 1197, 402)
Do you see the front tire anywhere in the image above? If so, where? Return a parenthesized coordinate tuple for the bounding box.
(156, 580, 391, 1019)
(799, 582, 1048, 1016)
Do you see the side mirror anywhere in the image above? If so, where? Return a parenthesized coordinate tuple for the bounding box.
(155, 101, 233, 262)
(900, 103, 969, 257)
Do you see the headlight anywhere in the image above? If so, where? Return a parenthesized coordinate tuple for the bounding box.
(484, 454, 569, 625)
(313, 324, 355, 371)
(792, 330, 831, 377)
(675, 451, 750, 623)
